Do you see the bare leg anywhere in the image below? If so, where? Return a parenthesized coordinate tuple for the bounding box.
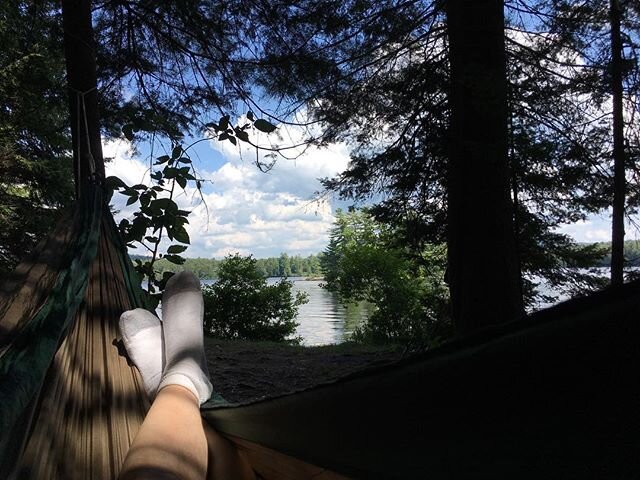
(203, 421, 256, 480)
(119, 272, 254, 480)
(119, 385, 208, 480)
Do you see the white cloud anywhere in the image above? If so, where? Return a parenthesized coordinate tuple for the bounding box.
(104, 128, 350, 259)
(103, 139, 150, 186)
(556, 212, 640, 243)
(105, 135, 640, 258)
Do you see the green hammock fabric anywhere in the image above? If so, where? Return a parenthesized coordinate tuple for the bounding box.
(0, 186, 151, 479)
(0, 188, 102, 477)
(202, 281, 640, 479)
(2, 182, 640, 479)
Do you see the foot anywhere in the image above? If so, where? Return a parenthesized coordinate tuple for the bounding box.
(158, 271, 213, 405)
(119, 308, 163, 399)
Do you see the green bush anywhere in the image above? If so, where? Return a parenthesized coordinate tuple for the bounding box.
(202, 254, 308, 342)
(322, 208, 452, 346)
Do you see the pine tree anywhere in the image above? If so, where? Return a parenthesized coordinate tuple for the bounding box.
(0, 1, 74, 274)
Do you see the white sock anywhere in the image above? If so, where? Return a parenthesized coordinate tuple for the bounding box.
(119, 308, 163, 399)
(158, 271, 213, 405)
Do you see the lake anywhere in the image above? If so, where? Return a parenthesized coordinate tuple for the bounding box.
(201, 278, 374, 346)
(166, 268, 629, 346)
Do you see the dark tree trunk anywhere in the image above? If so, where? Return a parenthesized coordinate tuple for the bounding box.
(61, 0, 105, 199)
(446, 0, 523, 333)
(610, 0, 626, 286)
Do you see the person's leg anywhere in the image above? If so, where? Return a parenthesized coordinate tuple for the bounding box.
(119, 271, 254, 480)
(119, 308, 163, 398)
(119, 385, 208, 480)
(157, 271, 213, 401)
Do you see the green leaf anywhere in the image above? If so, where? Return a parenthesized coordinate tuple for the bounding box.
(178, 157, 192, 164)
(176, 176, 187, 189)
(171, 145, 183, 159)
(127, 217, 148, 241)
(167, 245, 188, 254)
(247, 111, 255, 121)
(219, 115, 230, 131)
(139, 192, 152, 208)
(173, 226, 190, 244)
(126, 195, 139, 206)
(155, 155, 170, 165)
(150, 198, 178, 212)
(228, 135, 237, 146)
(163, 167, 178, 179)
(164, 254, 186, 265)
(254, 119, 277, 133)
(236, 130, 250, 142)
(145, 236, 159, 243)
(105, 176, 127, 190)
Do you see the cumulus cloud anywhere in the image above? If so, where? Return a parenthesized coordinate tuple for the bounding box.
(104, 127, 350, 258)
(557, 219, 611, 242)
(556, 212, 640, 243)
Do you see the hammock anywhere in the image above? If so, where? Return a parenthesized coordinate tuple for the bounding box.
(0, 187, 149, 479)
(2, 185, 640, 478)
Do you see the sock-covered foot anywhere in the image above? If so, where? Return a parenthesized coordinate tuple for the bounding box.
(119, 308, 163, 399)
(158, 271, 213, 405)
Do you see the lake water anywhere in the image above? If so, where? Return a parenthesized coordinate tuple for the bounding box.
(160, 268, 632, 346)
(201, 278, 373, 346)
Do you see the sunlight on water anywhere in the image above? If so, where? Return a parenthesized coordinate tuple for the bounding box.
(195, 278, 372, 346)
(288, 279, 373, 346)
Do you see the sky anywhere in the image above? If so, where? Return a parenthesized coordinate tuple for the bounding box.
(105, 128, 637, 261)
(105, 123, 352, 259)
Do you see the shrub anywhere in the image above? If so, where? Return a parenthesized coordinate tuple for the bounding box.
(202, 254, 308, 342)
(322, 208, 452, 346)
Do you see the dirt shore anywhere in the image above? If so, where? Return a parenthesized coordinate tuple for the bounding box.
(204, 338, 403, 404)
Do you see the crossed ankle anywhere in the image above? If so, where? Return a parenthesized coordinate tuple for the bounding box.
(158, 372, 212, 405)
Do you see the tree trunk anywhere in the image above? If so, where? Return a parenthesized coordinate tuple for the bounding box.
(61, 0, 105, 199)
(610, 0, 625, 286)
(446, 0, 523, 333)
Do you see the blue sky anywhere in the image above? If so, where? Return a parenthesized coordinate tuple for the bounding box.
(105, 122, 352, 259)
(105, 114, 637, 260)
(102, 21, 640, 260)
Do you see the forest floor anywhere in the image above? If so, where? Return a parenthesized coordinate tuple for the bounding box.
(203, 338, 404, 404)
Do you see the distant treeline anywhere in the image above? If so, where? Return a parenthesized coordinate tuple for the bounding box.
(129, 240, 640, 280)
(588, 241, 640, 267)
(131, 253, 325, 279)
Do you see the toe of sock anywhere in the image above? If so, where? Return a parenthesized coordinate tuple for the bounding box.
(164, 271, 201, 295)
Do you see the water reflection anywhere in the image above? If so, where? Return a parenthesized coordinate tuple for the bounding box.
(286, 279, 373, 346)
(151, 278, 373, 346)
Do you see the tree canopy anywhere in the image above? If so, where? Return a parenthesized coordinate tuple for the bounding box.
(0, 1, 73, 274)
(321, 208, 451, 344)
(241, 0, 639, 313)
(2, 0, 639, 337)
